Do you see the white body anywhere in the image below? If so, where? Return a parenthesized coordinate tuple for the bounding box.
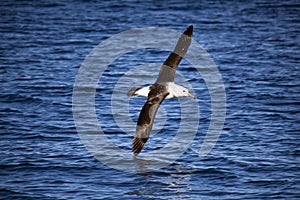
(131, 82, 195, 99)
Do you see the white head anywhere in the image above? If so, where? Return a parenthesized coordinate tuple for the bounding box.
(167, 83, 196, 99)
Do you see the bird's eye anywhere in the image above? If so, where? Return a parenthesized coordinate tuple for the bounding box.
(183, 90, 186, 92)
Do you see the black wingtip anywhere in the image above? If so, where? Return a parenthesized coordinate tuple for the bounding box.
(132, 137, 148, 156)
(184, 25, 193, 37)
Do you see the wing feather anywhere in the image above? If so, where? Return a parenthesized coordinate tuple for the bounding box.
(132, 84, 169, 156)
(156, 25, 193, 83)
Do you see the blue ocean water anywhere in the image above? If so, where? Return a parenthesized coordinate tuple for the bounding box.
(1, 0, 299, 199)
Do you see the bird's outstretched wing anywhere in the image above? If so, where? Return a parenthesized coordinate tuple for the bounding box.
(132, 84, 169, 156)
(132, 26, 193, 156)
(156, 25, 193, 83)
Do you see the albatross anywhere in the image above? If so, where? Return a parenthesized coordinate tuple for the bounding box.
(127, 25, 195, 156)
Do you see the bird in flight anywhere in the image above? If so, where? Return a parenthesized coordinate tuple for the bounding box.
(127, 25, 195, 156)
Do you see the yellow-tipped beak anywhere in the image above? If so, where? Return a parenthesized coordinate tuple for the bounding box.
(188, 92, 196, 99)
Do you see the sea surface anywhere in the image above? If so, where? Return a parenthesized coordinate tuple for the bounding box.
(1, 0, 299, 199)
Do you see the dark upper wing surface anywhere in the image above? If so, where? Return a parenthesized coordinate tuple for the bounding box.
(132, 84, 169, 155)
(156, 25, 193, 83)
